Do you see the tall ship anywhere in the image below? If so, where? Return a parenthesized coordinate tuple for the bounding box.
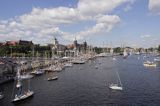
(12, 67, 34, 102)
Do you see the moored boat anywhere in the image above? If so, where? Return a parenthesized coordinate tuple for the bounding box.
(20, 74, 33, 79)
(12, 67, 34, 102)
(143, 61, 156, 67)
(154, 57, 160, 62)
(31, 69, 44, 75)
(12, 90, 34, 102)
(54, 66, 62, 72)
(72, 58, 85, 64)
(64, 62, 73, 67)
(47, 76, 58, 81)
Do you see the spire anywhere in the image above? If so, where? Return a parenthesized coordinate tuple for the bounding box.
(53, 36, 58, 45)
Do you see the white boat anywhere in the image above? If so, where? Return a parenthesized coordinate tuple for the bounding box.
(12, 67, 34, 102)
(109, 84, 123, 90)
(31, 69, 44, 75)
(109, 71, 123, 91)
(20, 74, 33, 79)
(54, 66, 62, 72)
(12, 90, 34, 102)
(62, 56, 70, 59)
(47, 76, 58, 81)
(73, 60, 85, 64)
(143, 61, 156, 67)
(112, 57, 116, 61)
(47, 65, 56, 71)
(135, 52, 140, 55)
(64, 62, 73, 67)
(72, 58, 85, 64)
(47, 71, 58, 81)
(98, 53, 107, 57)
(154, 57, 160, 62)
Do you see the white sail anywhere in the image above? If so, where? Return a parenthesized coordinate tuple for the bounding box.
(109, 71, 123, 90)
(123, 50, 128, 57)
(116, 71, 122, 87)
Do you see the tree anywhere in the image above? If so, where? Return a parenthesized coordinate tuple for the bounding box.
(113, 47, 121, 53)
(158, 45, 160, 53)
(0, 46, 11, 56)
(93, 47, 102, 54)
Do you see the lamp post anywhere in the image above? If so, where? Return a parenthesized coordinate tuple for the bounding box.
(10, 46, 12, 58)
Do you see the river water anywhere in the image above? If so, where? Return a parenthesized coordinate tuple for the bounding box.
(0, 54, 160, 106)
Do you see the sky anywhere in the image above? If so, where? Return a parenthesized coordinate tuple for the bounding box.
(0, 0, 160, 48)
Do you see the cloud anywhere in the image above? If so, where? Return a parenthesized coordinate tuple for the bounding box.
(77, 0, 133, 16)
(75, 15, 121, 40)
(123, 0, 135, 12)
(124, 4, 132, 12)
(0, 0, 134, 44)
(149, 0, 160, 15)
(140, 34, 151, 38)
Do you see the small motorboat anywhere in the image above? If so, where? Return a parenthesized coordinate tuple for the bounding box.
(31, 69, 44, 75)
(47, 76, 58, 81)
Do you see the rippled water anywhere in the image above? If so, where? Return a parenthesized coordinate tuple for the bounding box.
(1, 55, 160, 106)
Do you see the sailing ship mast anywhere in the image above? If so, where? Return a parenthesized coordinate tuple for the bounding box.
(116, 71, 122, 87)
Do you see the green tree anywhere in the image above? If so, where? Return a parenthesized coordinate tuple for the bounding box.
(93, 47, 102, 54)
(158, 45, 160, 53)
(113, 47, 121, 53)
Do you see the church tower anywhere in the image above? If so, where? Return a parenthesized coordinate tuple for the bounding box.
(53, 37, 59, 46)
(73, 37, 78, 49)
(52, 36, 59, 58)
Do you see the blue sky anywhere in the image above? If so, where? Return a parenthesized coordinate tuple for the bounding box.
(0, 0, 159, 48)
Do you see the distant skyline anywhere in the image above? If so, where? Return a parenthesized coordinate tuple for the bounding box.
(0, 0, 160, 48)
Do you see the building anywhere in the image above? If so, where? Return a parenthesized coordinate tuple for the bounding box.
(5, 40, 33, 46)
(52, 37, 66, 57)
(0, 42, 5, 47)
(51, 37, 87, 57)
(5, 41, 18, 46)
(65, 39, 88, 57)
(67, 39, 87, 54)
